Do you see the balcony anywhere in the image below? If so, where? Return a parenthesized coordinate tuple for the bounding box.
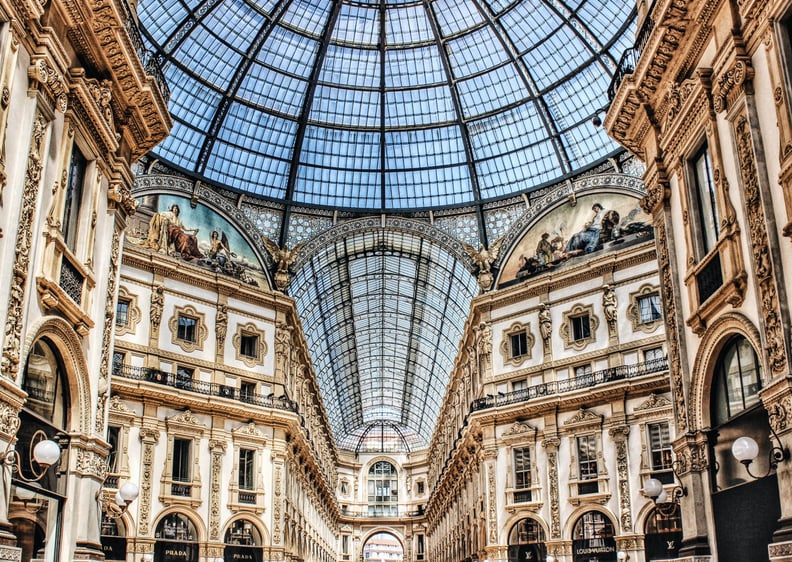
(112, 364, 298, 412)
(120, 0, 171, 104)
(470, 357, 668, 412)
(606, 12, 655, 103)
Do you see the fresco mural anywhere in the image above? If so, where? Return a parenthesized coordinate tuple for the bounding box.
(499, 193, 654, 285)
(133, 195, 269, 289)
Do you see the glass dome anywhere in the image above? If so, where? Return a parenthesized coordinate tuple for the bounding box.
(138, 0, 636, 212)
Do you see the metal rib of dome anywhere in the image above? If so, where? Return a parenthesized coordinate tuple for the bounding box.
(138, 0, 635, 212)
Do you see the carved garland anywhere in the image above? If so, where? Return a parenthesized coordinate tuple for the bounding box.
(137, 428, 160, 536)
(609, 426, 633, 533)
(542, 438, 561, 538)
(733, 115, 787, 374)
(2, 113, 47, 380)
(208, 439, 226, 540)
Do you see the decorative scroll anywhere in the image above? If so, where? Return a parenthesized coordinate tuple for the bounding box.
(2, 113, 47, 379)
(734, 115, 787, 374)
(95, 228, 121, 433)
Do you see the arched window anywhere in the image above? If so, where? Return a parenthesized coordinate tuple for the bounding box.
(12, 339, 70, 562)
(571, 511, 616, 562)
(644, 507, 682, 560)
(712, 335, 761, 425)
(224, 519, 263, 561)
(155, 514, 199, 562)
(367, 461, 398, 516)
(508, 518, 546, 561)
(708, 334, 779, 562)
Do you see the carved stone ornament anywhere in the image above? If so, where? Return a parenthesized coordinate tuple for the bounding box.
(564, 407, 602, 426)
(635, 393, 672, 411)
(0, 546, 21, 562)
(713, 59, 754, 113)
(734, 115, 787, 374)
(75, 448, 109, 479)
(109, 394, 133, 414)
(504, 421, 535, 436)
(29, 58, 68, 112)
(167, 409, 204, 427)
(2, 113, 47, 380)
(0, 402, 21, 438)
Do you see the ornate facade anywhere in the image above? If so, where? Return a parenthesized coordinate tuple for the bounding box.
(607, 0, 792, 559)
(0, 0, 169, 559)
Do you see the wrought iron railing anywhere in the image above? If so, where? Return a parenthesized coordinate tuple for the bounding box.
(696, 252, 723, 305)
(112, 364, 299, 412)
(470, 357, 668, 412)
(338, 507, 425, 519)
(59, 258, 84, 305)
(606, 11, 655, 102)
(238, 492, 256, 504)
(120, 0, 171, 103)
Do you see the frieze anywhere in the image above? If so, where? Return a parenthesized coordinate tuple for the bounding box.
(0, 546, 21, 562)
(563, 407, 602, 427)
(166, 409, 206, 429)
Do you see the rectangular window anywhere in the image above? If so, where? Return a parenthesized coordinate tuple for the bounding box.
(342, 535, 349, 554)
(172, 438, 191, 482)
(63, 145, 86, 250)
(510, 332, 528, 358)
(577, 435, 599, 482)
(574, 364, 592, 378)
(238, 448, 255, 491)
(638, 294, 662, 323)
(116, 300, 130, 327)
(648, 422, 673, 473)
(644, 347, 664, 363)
(691, 144, 720, 256)
(240, 333, 258, 358)
(571, 315, 591, 341)
(240, 381, 256, 402)
(177, 315, 197, 342)
(112, 351, 125, 374)
(107, 426, 120, 473)
(417, 534, 425, 560)
(513, 447, 531, 491)
(512, 379, 527, 392)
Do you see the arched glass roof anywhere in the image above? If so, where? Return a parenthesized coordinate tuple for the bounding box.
(138, 0, 636, 212)
(289, 228, 479, 450)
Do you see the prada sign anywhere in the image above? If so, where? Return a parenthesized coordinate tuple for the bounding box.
(224, 545, 263, 562)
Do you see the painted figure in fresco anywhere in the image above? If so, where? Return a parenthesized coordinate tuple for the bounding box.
(145, 204, 201, 258)
(208, 229, 232, 265)
(563, 203, 620, 256)
(535, 232, 553, 266)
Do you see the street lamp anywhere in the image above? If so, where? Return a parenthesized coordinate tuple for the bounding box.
(98, 480, 140, 518)
(1, 429, 63, 483)
(643, 472, 686, 517)
(731, 405, 789, 479)
(617, 551, 629, 560)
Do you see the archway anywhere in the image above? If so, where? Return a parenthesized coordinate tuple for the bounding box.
(571, 511, 617, 562)
(99, 514, 128, 561)
(643, 506, 681, 560)
(362, 532, 403, 562)
(224, 518, 264, 562)
(154, 513, 199, 562)
(508, 517, 547, 561)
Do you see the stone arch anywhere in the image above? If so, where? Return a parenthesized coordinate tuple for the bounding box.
(360, 528, 405, 560)
(562, 504, 618, 541)
(689, 312, 763, 431)
(152, 507, 207, 543)
(503, 512, 550, 542)
(22, 316, 92, 433)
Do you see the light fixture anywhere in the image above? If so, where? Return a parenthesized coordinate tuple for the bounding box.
(546, 555, 555, 562)
(98, 480, 140, 519)
(1, 429, 63, 484)
(617, 551, 629, 561)
(643, 460, 687, 517)
(731, 404, 789, 479)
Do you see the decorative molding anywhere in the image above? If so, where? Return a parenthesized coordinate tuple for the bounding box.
(610, 425, 633, 533)
(95, 228, 122, 433)
(232, 322, 268, 368)
(563, 407, 603, 428)
(168, 304, 208, 354)
(2, 113, 47, 379)
(28, 57, 68, 112)
(713, 59, 754, 114)
(559, 303, 599, 351)
(635, 393, 672, 412)
(499, 322, 535, 367)
(115, 285, 141, 337)
(627, 284, 663, 334)
(74, 448, 108, 479)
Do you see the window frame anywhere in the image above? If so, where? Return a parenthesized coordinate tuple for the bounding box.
(233, 322, 268, 368)
(628, 285, 664, 333)
(561, 304, 598, 351)
(162, 410, 206, 507)
(169, 305, 208, 353)
(230, 422, 268, 513)
(688, 142, 720, 259)
(499, 322, 534, 367)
